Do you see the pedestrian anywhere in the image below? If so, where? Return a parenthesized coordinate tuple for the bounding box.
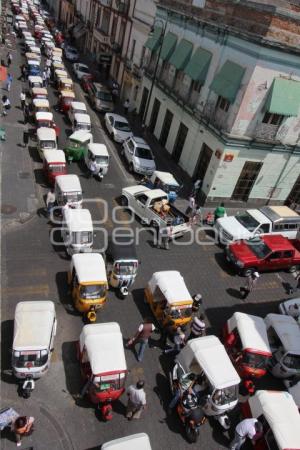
(42, 70, 47, 87)
(189, 313, 206, 340)
(20, 90, 26, 110)
(240, 271, 260, 300)
(23, 102, 30, 124)
(123, 98, 130, 114)
(88, 157, 98, 178)
(193, 178, 203, 197)
(46, 188, 56, 217)
(2, 95, 11, 116)
(186, 194, 196, 224)
(164, 326, 186, 355)
(126, 318, 155, 362)
(12, 415, 35, 447)
(156, 226, 169, 250)
(192, 293, 202, 313)
(288, 303, 300, 320)
(6, 73, 12, 91)
(214, 202, 226, 222)
(22, 128, 29, 147)
(168, 372, 196, 413)
(46, 66, 51, 82)
(19, 64, 26, 81)
(126, 380, 146, 420)
(230, 418, 263, 450)
(6, 51, 12, 67)
(46, 58, 51, 69)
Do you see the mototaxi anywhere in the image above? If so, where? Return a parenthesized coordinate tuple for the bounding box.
(32, 98, 50, 114)
(223, 312, 272, 382)
(106, 236, 138, 297)
(27, 60, 41, 76)
(37, 127, 57, 159)
(144, 171, 181, 203)
(175, 335, 240, 429)
(84, 143, 109, 180)
(43, 149, 66, 185)
(28, 75, 43, 93)
(25, 52, 41, 64)
(279, 297, 300, 323)
(58, 90, 75, 113)
(64, 130, 93, 162)
(12, 301, 57, 396)
(54, 174, 83, 210)
(68, 253, 108, 322)
(102, 433, 152, 450)
(77, 322, 127, 420)
(61, 208, 93, 256)
(144, 271, 193, 332)
(35, 112, 60, 137)
(72, 113, 91, 132)
(58, 77, 74, 93)
(31, 87, 48, 100)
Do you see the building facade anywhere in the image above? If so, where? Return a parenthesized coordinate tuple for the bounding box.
(139, 0, 300, 206)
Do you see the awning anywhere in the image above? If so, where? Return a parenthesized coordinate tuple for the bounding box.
(210, 60, 245, 103)
(144, 26, 163, 52)
(265, 78, 300, 116)
(185, 47, 212, 82)
(158, 32, 177, 61)
(169, 39, 193, 71)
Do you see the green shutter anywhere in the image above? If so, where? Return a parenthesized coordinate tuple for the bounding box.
(169, 39, 193, 70)
(265, 78, 300, 117)
(158, 32, 178, 61)
(185, 47, 212, 82)
(210, 60, 245, 103)
(144, 26, 163, 52)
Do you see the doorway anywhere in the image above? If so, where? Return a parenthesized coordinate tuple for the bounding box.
(149, 98, 160, 134)
(286, 173, 300, 207)
(193, 144, 213, 182)
(159, 109, 173, 147)
(139, 87, 149, 119)
(172, 123, 188, 163)
(231, 161, 262, 202)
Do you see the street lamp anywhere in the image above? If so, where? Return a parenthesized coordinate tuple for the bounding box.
(142, 17, 167, 127)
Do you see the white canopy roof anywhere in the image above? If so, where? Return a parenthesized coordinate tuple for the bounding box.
(72, 253, 106, 283)
(88, 143, 109, 157)
(79, 323, 126, 375)
(28, 75, 42, 83)
(27, 59, 40, 66)
(147, 271, 192, 305)
(63, 208, 93, 232)
(102, 433, 152, 450)
(265, 313, 300, 354)
(176, 336, 241, 389)
(145, 189, 168, 200)
(37, 127, 56, 141)
(60, 90, 75, 98)
(69, 130, 92, 144)
(249, 390, 300, 450)
(13, 301, 56, 351)
(43, 149, 66, 164)
(71, 101, 86, 111)
(228, 312, 271, 354)
(288, 381, 300, 408)
(32, 87, 48, 96)
(152, 171, 179, 187)
(33, 98, 49, 108)
(55, 174, 82, 193)
(74, 113, 91, 124)
(36, 111, 53, 121)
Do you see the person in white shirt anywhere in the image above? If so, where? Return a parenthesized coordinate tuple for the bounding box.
(20, 91, 26, 110)
(126, 380, 146, 420)
(46, 189, 56, 216)
(230, 418, 263, 450)
(88, 158, 98, 178)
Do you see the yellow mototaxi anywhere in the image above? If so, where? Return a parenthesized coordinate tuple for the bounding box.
(68, 253, 108, 322)
(144, 270, 193, 332)
(58, 77, 73, 93)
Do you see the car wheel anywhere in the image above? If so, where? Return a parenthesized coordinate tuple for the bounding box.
(242, 267, 255, 277)
(288, 265, 297, 273)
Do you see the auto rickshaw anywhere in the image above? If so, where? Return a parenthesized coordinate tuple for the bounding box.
(106, 236, 138, 298)
(25, 52, 41, 64)
(34, 24, 44, 39)
(143, 171, 181, 203)
(35, 112, 60, 137)
(64, 130, 93, 162)
(58, 77, 73, 93)
(27, 60, 41, 77)
(58, 90, 75, 113)
(54, 31, 64, 47)
(279, 297, 300, 323)
(51, 47, 63, 58)
(54, 68, 67, 85)
(241, 390, 300, 450)
(32, 98, 50, 114)
(43, 149, 67, 185)
(55, 174, 83, 209)
(265, 313, 300, 379)
(102, 433, 152, 450)
(37, 127, 57, 159)
(84, 143, 109, 180)
(223, 312, 272, 386)
(144, 271, 193, 332)
(31, 87, 48, 100)
(12, 301, 57, 398)
(77, 322, 127, 420)
(174, 335, 241, 429)
(72, 113, 91, 132)
(28, 45, 41, 56)
(61, 208, 93, 256)
(68, 253, 108, 322)
(28, 75, 43, 93)
(44, 41, 55, 57)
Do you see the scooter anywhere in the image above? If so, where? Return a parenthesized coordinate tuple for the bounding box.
(177, 401, 205, 443)
(20, 376, 35, 399)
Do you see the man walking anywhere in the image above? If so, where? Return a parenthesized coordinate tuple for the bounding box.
(46, 188, 56, 217)
(126, 380, 146, 420)
(230, 418, 263, 450)
(189, 313, 206, 340)
(42, 69, 47, 87)
(20, 90, 26, 110)
(123, 98, 130, 114)
(6, 51, 12, 67)
(127, 318, 155, 362)
(23, 102, 30, 124)
(6, 73, 12, 91)
(240, 272, 260, 300)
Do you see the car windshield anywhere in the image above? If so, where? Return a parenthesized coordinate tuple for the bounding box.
(245, 237, 271, 259)
(95, 155, 108, 164)
(236, 212, 260, 231)
(79, 284, 106, 299)
(114, 121, 130, 132)
(96, 91, 112, 101)
(283, 353, 300, 370)
(41, 140, 55, 148)
(13, 350, 48, 368)
(63, 192, 82, 203)
(135, 147, 153, 160)
(38, 121, 51, 128)
(164, 183, 180, 193)
(73, 231, 92, 245)
(114, 261, 137, 276)
(49, 164, 65, 173)
(212, 385, 238, 406)
(243, 352, 270, 369)
(78, 66, 89, 73)
(77, 124, 90, 131)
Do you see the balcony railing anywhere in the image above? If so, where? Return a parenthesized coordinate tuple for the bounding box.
(254, 122, 280, 141)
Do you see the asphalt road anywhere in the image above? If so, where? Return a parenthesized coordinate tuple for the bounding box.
(1, 31, 297, 450)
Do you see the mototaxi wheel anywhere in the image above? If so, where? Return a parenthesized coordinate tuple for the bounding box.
(185, 423, 199, 443)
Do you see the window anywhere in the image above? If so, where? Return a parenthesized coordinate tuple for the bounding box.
(283, 250, 293, 258)
(268, 251, 282, 260)
(118, 21, 125, 45)
(258, 223, 270, 233)
(135, 194, 148, 205)
(130, 39, 136, 61)
(191, 80, 202, 93)
(216, 95, 230, 112)
(262, 112, 283, 126)
(111, 17, 118, 42)
(101, 10, 110, 35)
(231, 161, 263, 202)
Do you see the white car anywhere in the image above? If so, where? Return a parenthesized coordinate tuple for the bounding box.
(104, 113, 133, 143)
(72, 63, 91, 80)
(121, 136, 156, 175)
(64, 46, 79, 62)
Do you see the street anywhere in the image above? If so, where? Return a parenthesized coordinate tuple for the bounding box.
(0, 26, 297, 450)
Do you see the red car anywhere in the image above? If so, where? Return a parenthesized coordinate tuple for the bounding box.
(80, 75, 93, 92)
(225, 235, 300, 276)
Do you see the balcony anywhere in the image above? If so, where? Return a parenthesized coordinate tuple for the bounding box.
(254, 122, 281, 142)
(93, 28, 111, 45)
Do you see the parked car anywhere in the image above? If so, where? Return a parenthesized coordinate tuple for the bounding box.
(87, 82, 114, 112)
(73, 62, 92, 80)
(64, 45, 79, 62)
(225, 235, 300, 276)
(121, 136, 156, 175)
(104, 113, 132, 143)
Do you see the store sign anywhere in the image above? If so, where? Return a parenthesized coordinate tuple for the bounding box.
(223, 153, 234, 162)
(99, 54, 112, 64)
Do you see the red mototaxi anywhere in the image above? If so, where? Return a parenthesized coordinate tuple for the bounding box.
(77, 323, 127, 420)
(80, 75, 93, 92)
(35, 112, 60, 137)
(223, 312, 272, 380)
(59, 90, 75, 113)
(54, 32, 64, 47)
(43, 149, 67, 186)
